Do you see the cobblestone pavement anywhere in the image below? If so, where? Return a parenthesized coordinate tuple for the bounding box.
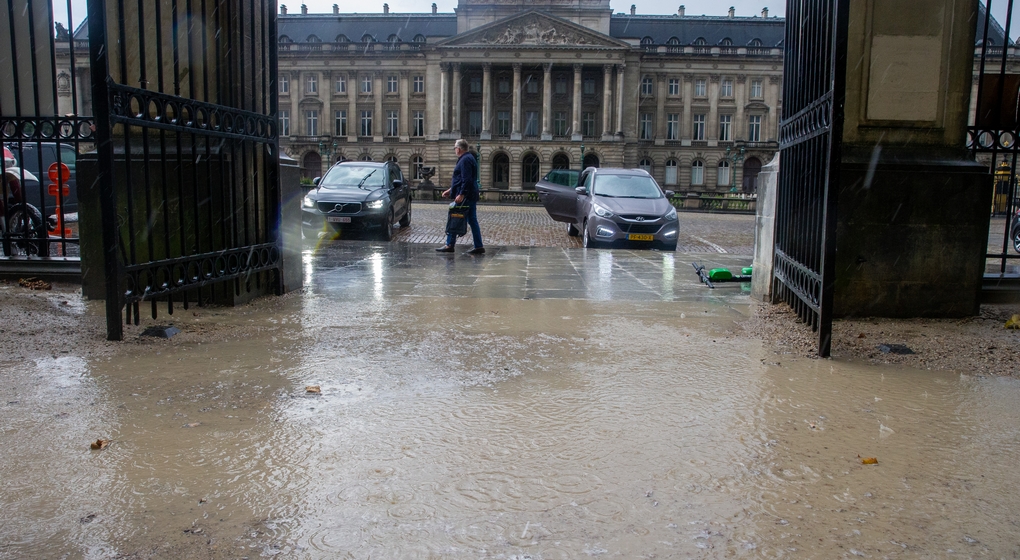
(383, 202, 757, 255)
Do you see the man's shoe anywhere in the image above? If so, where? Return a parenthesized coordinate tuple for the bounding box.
(436, 246, 455, 253)
(466, 247, 485, 255)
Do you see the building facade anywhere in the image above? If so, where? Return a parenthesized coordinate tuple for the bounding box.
(276, 1, 784, 193)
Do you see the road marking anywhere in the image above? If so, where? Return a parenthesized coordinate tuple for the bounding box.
(692, 236, 727, 253)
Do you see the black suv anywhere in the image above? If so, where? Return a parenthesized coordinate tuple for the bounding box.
(4, 142, 78, 214)
(301, 161, 411, 241)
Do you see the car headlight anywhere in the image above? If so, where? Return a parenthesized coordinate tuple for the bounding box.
(665, 207, 677, 221)
(365, 199, 385, 209)
(592, 203, 614, 218)
(303, 195, 316, 208)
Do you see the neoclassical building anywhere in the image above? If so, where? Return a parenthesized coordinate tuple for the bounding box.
(277, 1, 784, 192)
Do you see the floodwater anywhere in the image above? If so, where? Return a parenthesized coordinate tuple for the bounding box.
(2, 243, 1020, 558)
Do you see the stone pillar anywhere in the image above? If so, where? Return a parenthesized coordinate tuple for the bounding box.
(511, 63, 522, 140)
(541, 63, 553, 140)
(751, 152, 779, 301)
(439, 63, 449, 133)
(602, 65, 614, 141)
(373, 72, 383, 142)
(654, 72, 666, 145)
(766, 75, 780, 141)
(452, 63, 462, 134)
(735, 74, 747, 141)
(681, 74, 693, 141)
(481, 63, 492, 140)
(290, 70, 300, 138)
(572, 64, 583, 141)
(400, 71, 410, 141)
(347, 71, 357, 141)
(615, 64, 626, 136)
(708, 74, 720, 144)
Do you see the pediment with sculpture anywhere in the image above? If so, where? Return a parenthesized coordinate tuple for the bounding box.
(438, 11, 628, 49)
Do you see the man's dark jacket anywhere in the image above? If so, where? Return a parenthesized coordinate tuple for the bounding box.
(450, 152, 479, 201)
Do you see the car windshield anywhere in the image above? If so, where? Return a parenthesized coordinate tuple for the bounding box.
(319, 165, 385, 188)
(592, 174, 663, 198)
(545, 170, 579, 187)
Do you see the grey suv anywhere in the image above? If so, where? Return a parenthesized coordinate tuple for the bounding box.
(301, 161, 411, 241)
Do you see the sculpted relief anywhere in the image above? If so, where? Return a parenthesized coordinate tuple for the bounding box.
(481, 19, 593, 46)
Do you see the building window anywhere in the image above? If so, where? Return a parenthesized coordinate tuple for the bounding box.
(497, 111, 510, 135)
(525, 111, 539, 136)
(555, 76, 567, 94)
(665, 159, 678, 185)
(583, 77, 596, 95)
(306, 74, 317, 95)
(522, 153, 540, 187)
(641, 76, 654, 95)
(413, 76, 424, 93)
(335, 110, 347, 136)
(554, 111, 567, 136)
(470, 76, 482, 93)
(691, 160, 704, 185)
(413, 111, 424, 137)
(305, 109, 318, 136)
(335, 74, 346, 94)
(639, 158, 652, 174)
(412, 155, 424, 180)
(386, 110, 398, 136)
(582, 112, 597, 136)
(361, 110, 372, 136)
(693, 114, 706, 141)
(387, 75, 398, 93)
(361, 76, 372, 93)
(498, 79, 510, 94)
(640, 113, 652, 140)
(748, 115, 762, 142)
(667, 114, 680, 140)
(361, 154, 373, 161)
(720, 78, 733, 98)
(469, 111, 482, 135)
(279, 74, 289, 94)
(719, 114, 732, 142)
(668, 78, 680, 96)
(526, 75, 539, 94)
(694, 78, 707, 97)
(718, 160, 731, 186)
(279, 110, 290, 136)
(750, 79, 763, 98)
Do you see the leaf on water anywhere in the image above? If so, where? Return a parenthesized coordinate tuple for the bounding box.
(183, 422, 201, 428)
(90, 439, 109, 450)
(860, 456, 878, 465)
(306, 385, 321, 394)
(1005, 314, 1020, 329)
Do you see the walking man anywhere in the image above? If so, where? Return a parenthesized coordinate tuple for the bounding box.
(437, 138, 485, 254)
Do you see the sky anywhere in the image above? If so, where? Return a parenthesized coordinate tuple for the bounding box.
(56, 0, 1020, 42)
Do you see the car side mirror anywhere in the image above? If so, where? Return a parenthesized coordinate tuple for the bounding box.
(392, 179, 403, 189)
(312, 177, 321, 186)
(664, 190, 675, 198)
(575, 186, 588, 196)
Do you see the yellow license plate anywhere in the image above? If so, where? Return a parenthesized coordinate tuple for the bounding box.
(628, 233, 654, 241)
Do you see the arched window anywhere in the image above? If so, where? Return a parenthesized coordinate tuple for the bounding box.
(411, 155, 424, 180)
(361, 34, 374, 43)
(719, 38, 732, 46)
(693, 37, 707, 45)
(307, 35, 321, 42)
(749, 38, 763, 47)
(386, 155, 398, 164)
(522, 153, 540, 189)
(302, 152, 321, 180)
(717, 160, 731, 186)
(667, 37, 680, 45)
(492, 153, 510, 189)
(641, 36, 655, 46)
(413, 34, 426, 43)
(552, 153, 570, 170)
(388, 34, 401, 43)
(742, 157, 763, 192)
(583, 153, 600, 169)
(639, 158, 653, 174)
(360, 153, 373, 161)
(387, 35, 401, 50)
(336, 34, 350, 43)
(279, 35, 292, 43)
(691, 160, 704, 186)
(665, 159, 678, 185)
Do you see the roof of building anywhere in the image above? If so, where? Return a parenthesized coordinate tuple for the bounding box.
(609, 15, 784, 46)
(278, 14, 456, 43)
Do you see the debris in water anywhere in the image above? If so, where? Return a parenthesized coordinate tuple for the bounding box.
(142, 325, 181, 338)
(90, 439, 109, 450)
(18, 277, 51, 290)
(877, 343, 914, 355)
(79, 513, 96, 524)
(183, 422, 201, 428)
(306, 385, 321, 394)
(859, 455, 878, 465)
(1005, 314, 1020, 329)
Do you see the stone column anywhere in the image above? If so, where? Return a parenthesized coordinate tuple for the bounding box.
(654, 72, 666, 145)
(708, 74, 720, 144)
(681, 74, 693, 141)
(452, 63, 462, 134)
(511, 63, 522, 140)
(571, 63, 583, 141)
(735, 74, 747, 141)
(290, 70, 300, 138)
(323, 70, 333, 141)
(481, 63, 492, 140)
(400, 71, 410, 142)
(615, 64, 626, 136)
(373, 72, 384, 142)
(766, 75, 780, 141)
(347, 71, 357, 141)
(602, 64, 614, 141)
(541, 63, 553, 140)
(439, 63, 449, 133)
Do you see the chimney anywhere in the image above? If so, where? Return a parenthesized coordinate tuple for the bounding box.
(383, 3, 389, 13)
(334, 4, 339, 14)
(432, 3, 437, 13)
(280, 4, 287, 15)
(301, 4, 307, 14)
(728, 6, 735, 17)
(630, 4, 636, 15)
(678, 5, 685, 16)
(761, 7, 768, 17)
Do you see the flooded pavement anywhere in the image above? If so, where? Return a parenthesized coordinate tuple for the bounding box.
(2, 242, 1020, 558)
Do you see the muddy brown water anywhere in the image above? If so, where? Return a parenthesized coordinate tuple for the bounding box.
(2, 245, 1020, 558)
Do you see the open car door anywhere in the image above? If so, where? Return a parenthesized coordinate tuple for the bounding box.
(535, 169, 581, 224)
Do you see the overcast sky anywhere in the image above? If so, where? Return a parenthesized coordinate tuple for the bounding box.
(58, 1, 1020, 42)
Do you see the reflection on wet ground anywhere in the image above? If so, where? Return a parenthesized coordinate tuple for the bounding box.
(2, 243, 1020, 558)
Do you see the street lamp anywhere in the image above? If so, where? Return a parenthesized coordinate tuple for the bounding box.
(580, 143, 585, 167)
(476, 142, 482, 186)
(725, 145, 745, 192)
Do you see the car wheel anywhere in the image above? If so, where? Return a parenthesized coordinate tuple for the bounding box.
(582, 220, 596, 248)
(399, 199, 411, 227)
(567, 222, 579, 237)
(1012, 220, 1020, 254)
(380, 209, 394, 241)
(4, 204, 48, 257)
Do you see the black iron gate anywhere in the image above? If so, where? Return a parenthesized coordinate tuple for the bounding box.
(970, 0, 1019, 277)
(772, 0, 850, 357)
(88, 0, 281, 340)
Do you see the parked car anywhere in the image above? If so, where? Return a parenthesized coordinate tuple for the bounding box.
(536, 167, 679, 250)
(301, 161, 411, 241)
(3, 142, 78, 214)
(1011, 206, 1020, 253)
